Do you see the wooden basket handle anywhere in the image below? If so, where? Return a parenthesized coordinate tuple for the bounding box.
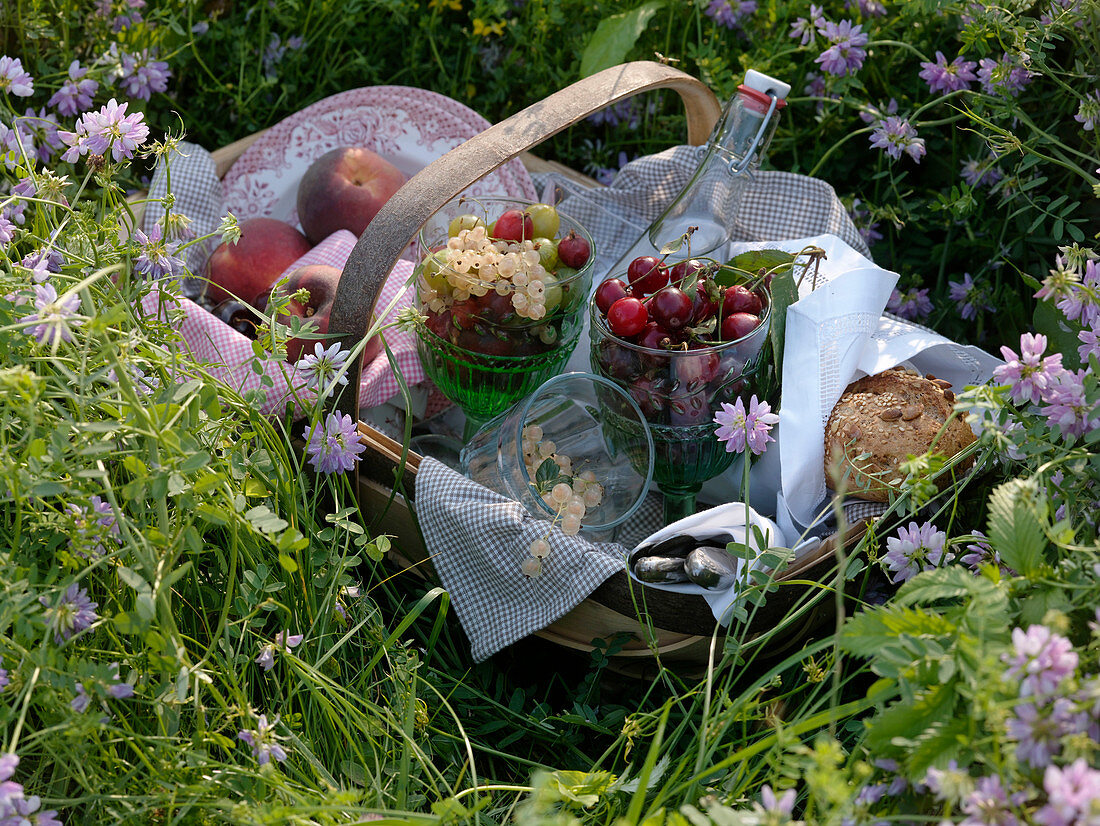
(326, 61, 721, 426)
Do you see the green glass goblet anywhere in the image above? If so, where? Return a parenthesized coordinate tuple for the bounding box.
(413, 196, 596, 440)
(588, 289, 772, 526)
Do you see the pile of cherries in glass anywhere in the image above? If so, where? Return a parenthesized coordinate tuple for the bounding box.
(594, 255, 766, 349)
(589, 254, 770, 428)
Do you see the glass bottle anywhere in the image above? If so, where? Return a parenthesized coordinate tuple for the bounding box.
(612, 69, 791, 270)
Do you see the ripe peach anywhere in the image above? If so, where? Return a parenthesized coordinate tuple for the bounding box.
(295, 147, 406, 245)
(205, 217, 312, 307)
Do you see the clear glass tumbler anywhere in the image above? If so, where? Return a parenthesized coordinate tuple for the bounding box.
(459, 371, 655, 537)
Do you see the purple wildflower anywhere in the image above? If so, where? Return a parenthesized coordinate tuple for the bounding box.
(948, 272, 995, 321)
(238, 714, 288, 765)
(977, 54, 1031, 97)
(21, 253, 53, 284)
(112, 0, 146, 32)
(302, 412, 367, 475)
(924, 760, 973, 805)
(859, 98, 897, 125)
(47, 60, 99, 118)
(1052, 258, 1100, 326)
(59, 98, 150, 163)
(68, 494, 121, 558)
(872, 758, 909, 796)
(21, 244, 64, 283)
(869, 116, 926, 162)
(298, 342, 350, 394)
(815, 19, 868, 77)
(1003, 625, 1078, 697)
(0, 669, 7, 691)
(13, 108, 64, 164)
(713, 395, 779, 455)
(849, 199, 883, 246)
(919, 51, 979, 94)
(802, 72, 838, 113)
(705, 0, 757, 29)
(1035, 759, 1100, 826)
(71, 683, 91, 713)
(0, 214, 14, 248)
(886, 287, 933, 321)
(588, 99, 640, 129)
(1005, 698, 1083, 768)
(20, 283, 83, 347)
(0, 56, 34, 97)
(9, 794, 62, 826)
(845, 0, 885, 15)
(118, 49, 171, 101)
(107, 662, 134, 699)
(854, 783, 887, 806)
(789, 5, 825, 45)
(882, 521, 950, 583)
(1041, 368, 1100, 440)
(993, 333, 1066, 406)
(1075, 90, 1100, 132)
(256, 630, 304, 672)
(1078, 322, 1100, 365)
(958, 530, 1014, 575)
(961, 156, 1003, 188)
(132, 224, 186, 279)
(753, 785, 796, 818)
(960, 775, 1020, 826)
(590, 150, 631, 186)
(39, 583, 98, 643)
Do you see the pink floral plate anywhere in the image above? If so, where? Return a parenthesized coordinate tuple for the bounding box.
(221, 85, 538, 228)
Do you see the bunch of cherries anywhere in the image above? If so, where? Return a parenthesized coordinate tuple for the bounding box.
(594, 255, 766, 349)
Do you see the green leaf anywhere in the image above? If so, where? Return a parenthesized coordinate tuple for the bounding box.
(579, 0, 665, 78)
(986, 478, 1046, 577)
(1033, 298, 1082, 371)
(767, 266, 798, 382)
(277, 553, 298, 573)
(864, 682, 957, 752)
(892, 566, 984, 607)
(534, 457, 562, 490)
(722, 248, 796, 282)
(905, 716, 970, 778)
(179, 450, 211, 473)
(840, 604, 957, 659)
(245, 505, 289, 535)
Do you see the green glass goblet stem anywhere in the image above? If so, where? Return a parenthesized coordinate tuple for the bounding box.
(658, 481, 703, 525)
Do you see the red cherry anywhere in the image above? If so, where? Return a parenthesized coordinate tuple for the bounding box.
(558, 230, 591, 269)
(638, 322, 674, 350)
(720, 312, 762, 341)
(667, 258, 710, 285)
(474, 291, 517, 326)
(691, 278, 720, 324)
(493, 209, 534, 242)
(626, 255, 669, 295)
(606, 296, 649, 338)
(650, 285, 693, 332)
(594, 278, 630, 315)
(676, 347, 722, 388)
(721, 284, 763, 317)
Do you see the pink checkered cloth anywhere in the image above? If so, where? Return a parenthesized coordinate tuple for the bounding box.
(142, 143, 423, 418)
(139, 229, 421, 418)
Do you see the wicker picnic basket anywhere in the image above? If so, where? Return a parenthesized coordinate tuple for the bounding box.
(208, 61, 868, 672)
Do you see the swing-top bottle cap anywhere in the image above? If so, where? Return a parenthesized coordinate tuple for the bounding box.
(743, 69, 790, 102)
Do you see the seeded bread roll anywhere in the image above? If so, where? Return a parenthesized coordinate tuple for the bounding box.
(823, 367, 977, 502)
